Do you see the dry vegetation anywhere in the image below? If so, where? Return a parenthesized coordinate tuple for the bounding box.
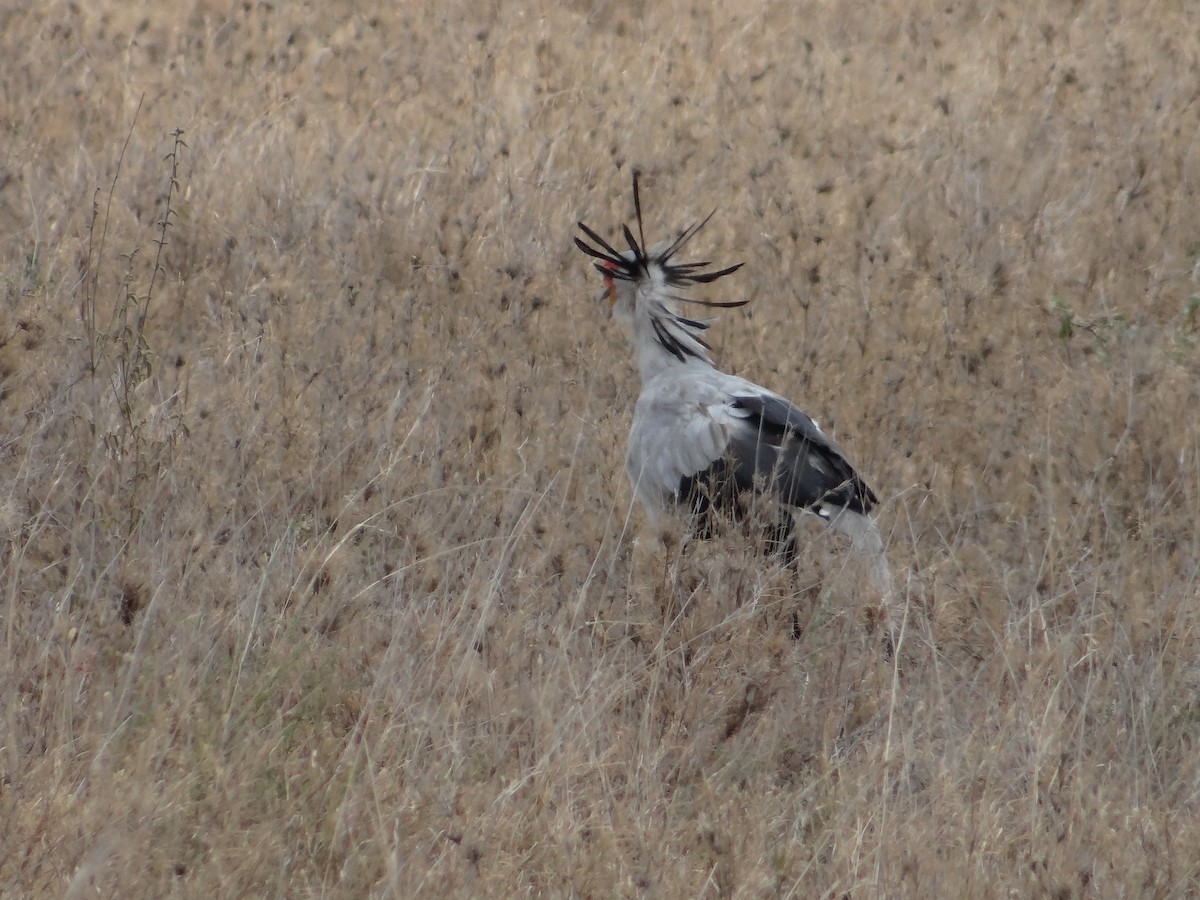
(2, 0, 1199, 896)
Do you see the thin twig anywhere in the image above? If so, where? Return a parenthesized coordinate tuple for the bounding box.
(82, 93, 143, 376)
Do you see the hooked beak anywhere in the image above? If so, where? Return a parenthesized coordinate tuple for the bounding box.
(596, 280, 616, 319)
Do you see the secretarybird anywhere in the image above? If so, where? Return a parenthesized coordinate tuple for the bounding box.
(575, 174, 893, 623)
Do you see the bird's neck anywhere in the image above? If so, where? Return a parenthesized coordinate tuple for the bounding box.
(633, 324, 714, 382)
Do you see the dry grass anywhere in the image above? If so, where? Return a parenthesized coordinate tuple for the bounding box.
(2, 0, 1199, 896)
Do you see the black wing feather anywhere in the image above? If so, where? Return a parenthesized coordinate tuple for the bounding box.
(674, 393, 875, 558)
(726, 394, 877, 516)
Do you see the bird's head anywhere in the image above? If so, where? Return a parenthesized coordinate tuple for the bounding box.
(574, 173, 747, 366)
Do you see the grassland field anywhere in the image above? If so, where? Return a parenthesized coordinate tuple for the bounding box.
(2, 0, 1200, 896)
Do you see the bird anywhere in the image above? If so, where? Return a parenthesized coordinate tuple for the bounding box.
(575, 174, 893, 621)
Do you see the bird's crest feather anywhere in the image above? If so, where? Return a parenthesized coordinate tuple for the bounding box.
(576, 173, 747, 363)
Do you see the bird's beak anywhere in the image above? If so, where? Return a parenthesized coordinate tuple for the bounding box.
(596, 284, 616, 318)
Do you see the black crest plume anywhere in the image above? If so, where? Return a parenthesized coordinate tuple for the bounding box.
(574, 173, 748, 307)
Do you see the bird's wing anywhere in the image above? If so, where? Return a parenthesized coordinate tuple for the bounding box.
(626, 380, 731, 518)
(627, 372, 876, 520)
(718, 386, 877, 516)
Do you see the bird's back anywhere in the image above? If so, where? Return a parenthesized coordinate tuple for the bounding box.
(627, 365, 876, 529)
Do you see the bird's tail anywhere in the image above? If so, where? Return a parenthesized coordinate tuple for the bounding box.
(828, 508, 898, 648)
